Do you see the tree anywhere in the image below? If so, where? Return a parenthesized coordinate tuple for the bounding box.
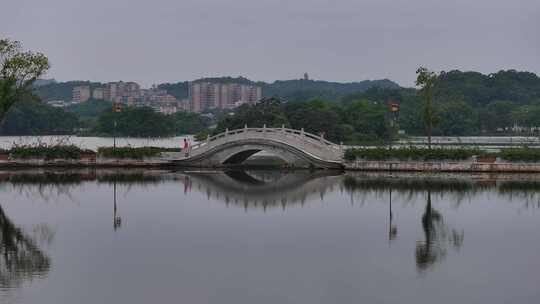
(0, 99, 79, 135)
(416, 67, 439, 148)
(437, 100, 477, 136)
(342, 99, 393, 142)
(0, 39, 50, 123)
(172, 111, 211, 135)
(284, 99, 346, 142)
(94, 107, 176, 137)
(214, 98, 289, 133)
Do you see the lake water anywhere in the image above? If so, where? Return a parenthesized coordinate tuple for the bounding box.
(0, 169, 539, 304)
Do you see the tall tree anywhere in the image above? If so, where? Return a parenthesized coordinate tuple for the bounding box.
(0, 38, 49, 123)
(416, 67, 439, 148)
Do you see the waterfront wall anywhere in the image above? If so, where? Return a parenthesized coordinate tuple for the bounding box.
(4, 154, 540, 172)
(344, 158, 540, 172)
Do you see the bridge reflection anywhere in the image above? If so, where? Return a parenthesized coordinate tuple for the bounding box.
(1, 169, 539, 281)
(179, 170, 344, 210)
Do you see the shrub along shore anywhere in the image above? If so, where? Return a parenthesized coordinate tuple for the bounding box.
(0, 145, 181, 160)
(344, 147, 540, 162)
(3, 145, 540, 171)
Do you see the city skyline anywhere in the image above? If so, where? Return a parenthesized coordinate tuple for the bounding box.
(2, 0, 539, 88)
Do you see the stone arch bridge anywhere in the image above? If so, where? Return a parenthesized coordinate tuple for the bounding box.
(171, 127, 344, 169)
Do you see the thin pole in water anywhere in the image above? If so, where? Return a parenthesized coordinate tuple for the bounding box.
(113, 119, 117, 149)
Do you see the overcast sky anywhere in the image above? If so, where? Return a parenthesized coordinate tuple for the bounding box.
(1, 0, 539, 87)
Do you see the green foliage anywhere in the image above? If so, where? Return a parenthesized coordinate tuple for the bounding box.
(94, 107, 175, 137)
(213, 97, 396, 143)
(171, 111, 211, 135)
(34, 81, 102, 102)
(342, 99, 394, 142)
(214, 98, 289, 133)
(0, 38, 50, 122)
(195, 129, 211, 141)
(435, 70, 540, 106)
(97, 146, 178, 159)
(9, 144, 88, 160)
(0, 99, 79, 135)
(346, 147, 540, 162)
(157, 82, 189, 100)
(436, 100, 477, 135)
(65, 99, 112, 118)
(263, 79, 399, 101)
(93, 106, 211, 137)
(499, 148, 540, 161)
(284, 100, 347, 142)
(416, 67, 439, 148)
(345, 147, 482, 161)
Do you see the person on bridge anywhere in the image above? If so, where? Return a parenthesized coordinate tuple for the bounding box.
(183, 138, 189, 157)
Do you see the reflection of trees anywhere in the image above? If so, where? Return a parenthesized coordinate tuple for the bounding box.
(498, 181, 540, 209)
(343, 175, 481, 206)
(0, 170, 172, 202)
(415, 191, 464, 272)
(0, 204, 50, 288)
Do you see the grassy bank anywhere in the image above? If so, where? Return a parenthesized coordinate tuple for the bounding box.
(5, 144, 92, 160)
(1, 145, 181, 160)
(97, 147, 180, 159)
(344, 147, 540, 162)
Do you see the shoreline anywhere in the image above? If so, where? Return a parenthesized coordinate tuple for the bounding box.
(3, 158, 540, 173)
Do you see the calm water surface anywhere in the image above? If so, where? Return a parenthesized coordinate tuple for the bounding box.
(0, 170, 539, 304)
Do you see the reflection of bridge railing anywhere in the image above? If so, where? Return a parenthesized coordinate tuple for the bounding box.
(187, 126, 344, 162)
(184, 170, 343, 208)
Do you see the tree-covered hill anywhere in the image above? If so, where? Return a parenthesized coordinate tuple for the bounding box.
(0, 99, 79, 135)
(434, 70, 540, 106)
(64, 99, 113, 118)
(263, 78, 400, 101)
(157, 77, 400, 102)
(340, 70, 540, 136)
(34, 81, 103, 101)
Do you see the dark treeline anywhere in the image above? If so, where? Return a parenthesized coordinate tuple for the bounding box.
(3, 69, 540, 138)
(0, 98, 211, 137)
(0, 99, 79, 135)
(157, 77, 399, 102)
(93, 107, 211, 137)
(214, 98, 392, 143)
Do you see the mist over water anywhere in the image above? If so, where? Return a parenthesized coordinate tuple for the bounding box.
(0, 169, 539, 304)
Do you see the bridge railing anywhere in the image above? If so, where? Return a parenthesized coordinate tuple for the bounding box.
(187, 126, 343, 160)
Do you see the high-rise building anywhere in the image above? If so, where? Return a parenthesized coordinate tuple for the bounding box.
(103, 83, 118, 102)
(102, 81, 141, 102)
(72, 86, 91, 102)
(189, 82, 262, 113)
(93, 88, 104, 100)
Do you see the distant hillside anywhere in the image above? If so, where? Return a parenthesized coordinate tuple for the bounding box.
(433, 70, 540, 105)
(262, 79, 400, 101)
(157, 82, 189, 100)
(158, 77, 400, 102)
(34, 81, 103, 101)
(33, 78, 57, 87)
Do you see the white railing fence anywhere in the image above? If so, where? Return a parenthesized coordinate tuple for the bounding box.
(186, 125, 343, 161)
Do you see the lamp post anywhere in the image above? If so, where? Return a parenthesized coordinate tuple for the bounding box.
(113, 179, 121, 231)
(112, 103, 122, 149)
(388, 101, 400, 150)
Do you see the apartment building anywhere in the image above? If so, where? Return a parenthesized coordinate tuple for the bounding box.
(92, 87, 104, 100)
(72, 86, 91, 102)
(189, 82, 262, 112)
(103, 81, 141, 102)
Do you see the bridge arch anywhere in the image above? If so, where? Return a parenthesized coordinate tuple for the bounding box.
(172, 127, 344, 169)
